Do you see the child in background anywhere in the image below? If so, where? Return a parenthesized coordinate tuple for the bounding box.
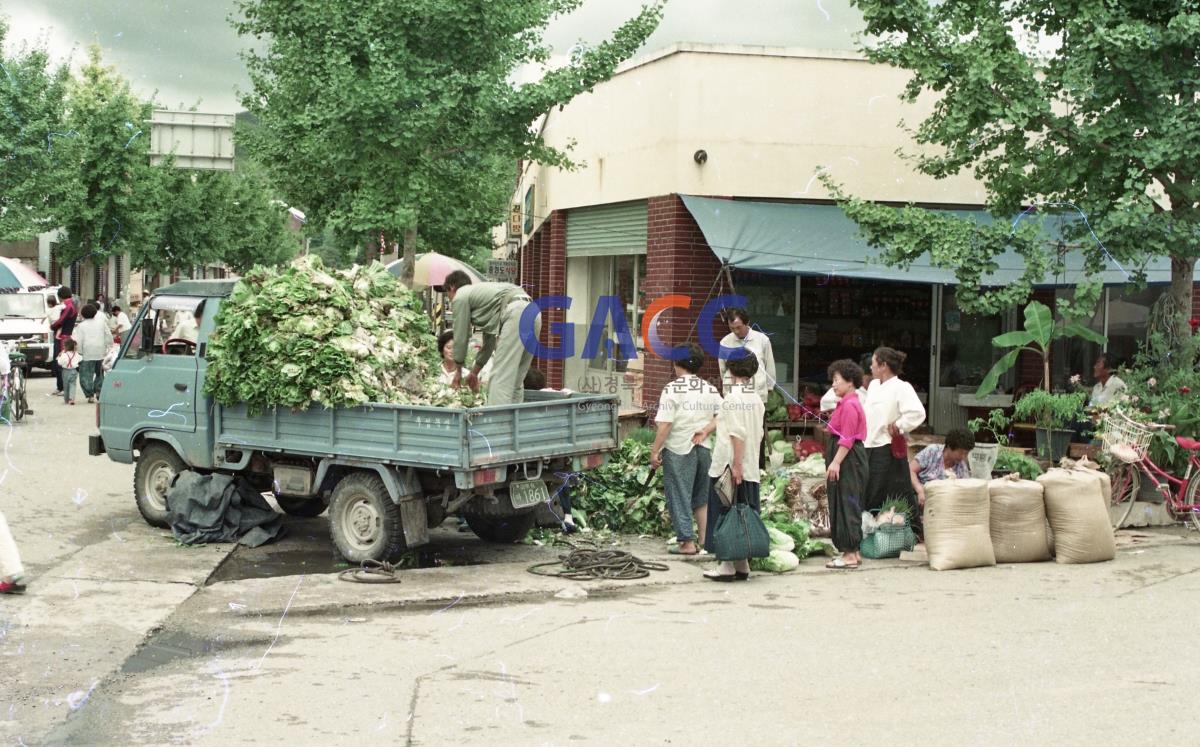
(57, 339, 81, 405)
(523, 368, 579, 533)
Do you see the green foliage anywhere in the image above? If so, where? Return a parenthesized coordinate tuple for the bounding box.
(1114, 329, 1200, 474)
(219, 166, 302, 274)
(233, 0, 666, 266)
(967, 409, 1012, 447)
(762, 517, 824, 560)
(0, 20, 73, 240)
(837, 1, 1200, 327)
(58, 46, 161, 267)
(994, 449, 1044, 481)
(1012, 389, 1087, 431)
(204, 256, 480, 415)
(976, 300, 1106, 396)
(572, 438, 671, 537)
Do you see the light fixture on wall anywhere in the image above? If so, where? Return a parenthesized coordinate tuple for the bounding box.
(693, 149, 708, 165)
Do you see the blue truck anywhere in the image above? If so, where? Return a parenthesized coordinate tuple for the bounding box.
(90, 280, 618, 562)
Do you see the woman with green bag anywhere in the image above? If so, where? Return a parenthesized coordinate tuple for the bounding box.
(824, 359, 869, 570)
(696, 353, 766, 581)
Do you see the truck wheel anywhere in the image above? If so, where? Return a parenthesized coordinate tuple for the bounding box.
(276, 496, 327, 518)
(329, 472, 406, 563)
(464, 512, 536, 543)
(134, 443, 186, 528)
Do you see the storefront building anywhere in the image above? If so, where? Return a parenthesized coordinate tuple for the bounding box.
(510, 44, 1200, 431)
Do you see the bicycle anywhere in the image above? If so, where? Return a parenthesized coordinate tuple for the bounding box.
(1102, 410, 1200, 531)
(0, 349, 28, 422)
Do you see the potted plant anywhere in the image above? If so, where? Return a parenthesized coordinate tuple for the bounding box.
(1012, 388, 1087, 462)
(966, 408, 1012, 478)
(976, 301, 1108, 398)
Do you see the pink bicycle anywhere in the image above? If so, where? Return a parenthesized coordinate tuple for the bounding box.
(1102, 411, 1200, 531)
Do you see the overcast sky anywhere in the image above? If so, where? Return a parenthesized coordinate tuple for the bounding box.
(3, 0, 863, 113)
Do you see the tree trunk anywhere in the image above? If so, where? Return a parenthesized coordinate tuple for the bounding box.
(364, 233, 380, 264)
(402, 220, 418, 286)
(1169, 255, 1196, 341)
(1042, 354, 1051, 393)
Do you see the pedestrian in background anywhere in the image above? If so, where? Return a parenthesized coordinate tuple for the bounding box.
(50, 286, 77, 396)
(110, 305, 132, 339)
(46, 296, 62, 396)
(824, 359, 869, 570)
(57, 339, 81, 405)
(72, 304, 109, 404)
(651, 343, 721, 556)
(863, 347, 926, 514)
(698, 351, 765, 580)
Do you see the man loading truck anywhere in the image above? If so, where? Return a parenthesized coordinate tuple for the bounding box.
(443, 271, 541, 406)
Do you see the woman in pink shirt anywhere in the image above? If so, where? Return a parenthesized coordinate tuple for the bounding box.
(824, 359, 869, 570)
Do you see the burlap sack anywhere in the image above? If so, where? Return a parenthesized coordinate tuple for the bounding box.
(987, 476, 1051, 563)
(1038, 468, 1116, 564)
(924, 478, 996, 571)
(1057, 457, 1111, 506)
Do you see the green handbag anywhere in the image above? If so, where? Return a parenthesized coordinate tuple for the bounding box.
(713, 492, 770, 561)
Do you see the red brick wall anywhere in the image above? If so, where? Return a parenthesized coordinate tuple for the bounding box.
(1192, 282, 1199, 322)
(518, 212, 566, 389)
(643, 194, 726, 417)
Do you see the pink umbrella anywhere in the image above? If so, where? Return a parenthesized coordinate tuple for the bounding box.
(386, 252, 484, 291)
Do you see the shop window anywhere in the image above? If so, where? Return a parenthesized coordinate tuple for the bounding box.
(1049, 292, 1104, 389)
(1105, 285, 1165, 369)
(732, 270, 795, 391)
(798, 277, 932, 394)
(939, 289, 1004, 388)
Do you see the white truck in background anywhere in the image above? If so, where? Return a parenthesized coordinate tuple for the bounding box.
(0, 288, 58, 370)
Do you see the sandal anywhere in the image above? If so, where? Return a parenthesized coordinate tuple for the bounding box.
(825, 557, 860, 570)
(703, 570, 737, 582)
(669, 545, 699, 555)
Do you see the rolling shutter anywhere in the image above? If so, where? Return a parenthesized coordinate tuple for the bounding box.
(566, 201, 647, 257)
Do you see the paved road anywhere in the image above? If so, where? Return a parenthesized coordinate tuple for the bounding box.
(5, 373, 1200, 745)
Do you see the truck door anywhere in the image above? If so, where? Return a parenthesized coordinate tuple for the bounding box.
(105, 295, 201, 436)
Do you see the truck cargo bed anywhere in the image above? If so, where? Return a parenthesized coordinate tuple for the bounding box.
(214, 391, 618, 470)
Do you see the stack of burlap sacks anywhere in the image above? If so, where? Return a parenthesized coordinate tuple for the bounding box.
(923, 463, 1116, 571)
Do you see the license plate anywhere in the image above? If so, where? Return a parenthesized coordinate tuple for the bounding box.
(509, 479, 549, 510)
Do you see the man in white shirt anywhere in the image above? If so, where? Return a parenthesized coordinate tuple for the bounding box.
(717, 309, 776, 402)
(171, 310, 200, 343)
(718, 309, 776, 467)
(1089, 354, 1126, 407)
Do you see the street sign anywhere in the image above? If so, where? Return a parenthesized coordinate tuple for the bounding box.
(508, 204, 522, 238)
(149, 110, 236, 170)
(487, 259, 519, 283)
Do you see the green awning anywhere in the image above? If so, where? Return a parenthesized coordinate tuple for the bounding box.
(680, 195, 1193, 286)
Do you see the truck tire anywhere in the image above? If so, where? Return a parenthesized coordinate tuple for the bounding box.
(464, 512, 536, 544)
(328, 472, 406, 563)
(134, 443, 186, 528)
(276, 496, 327, 518)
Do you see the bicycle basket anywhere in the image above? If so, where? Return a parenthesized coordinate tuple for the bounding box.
(1099, 411, 1155, 464)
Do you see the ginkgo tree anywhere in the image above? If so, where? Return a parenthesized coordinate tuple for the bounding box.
(830, 1, 1200, 338)
(233, 0, 668, 279)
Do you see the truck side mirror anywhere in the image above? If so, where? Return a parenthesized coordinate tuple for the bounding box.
(140, 318, 155, 354)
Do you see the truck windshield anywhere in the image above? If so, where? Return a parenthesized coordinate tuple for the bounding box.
(0, 295, 47, 318)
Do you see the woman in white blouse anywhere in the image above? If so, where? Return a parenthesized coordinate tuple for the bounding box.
(863, 347, 927, 514)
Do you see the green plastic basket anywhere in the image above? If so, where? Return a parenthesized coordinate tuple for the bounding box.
(860, 522, 916, 560)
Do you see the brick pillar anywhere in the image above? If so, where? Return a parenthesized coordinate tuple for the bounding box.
(1192, 282, 1199, 322)
(543, 211, 567, 389)
(642, 194, 725, 417)
(519, 211, 567, 390)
